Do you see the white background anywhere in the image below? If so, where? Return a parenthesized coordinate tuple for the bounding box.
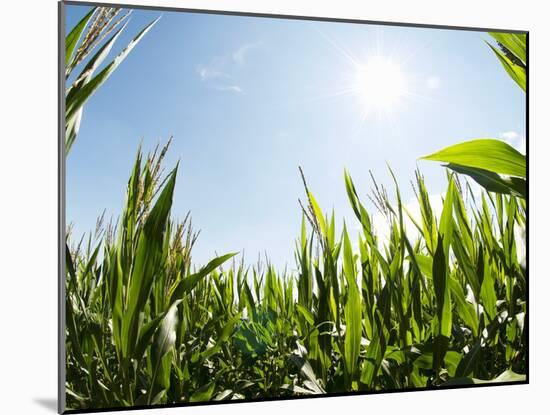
(0, 0, 546, 413)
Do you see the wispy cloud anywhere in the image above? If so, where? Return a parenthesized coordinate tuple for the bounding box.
(499, 130, 526, 153)
(196, 41, 262, 93)
(215, 85, 244, 94)
(196, 63, 226, 80)
(196, 63, 243, 93)
(232, 41, 263, 65)
(500, 131, 520, 140)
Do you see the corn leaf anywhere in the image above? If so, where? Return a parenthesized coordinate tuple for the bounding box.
(65, 7, 96, 68)
(65, 16, 160, 155)
(489, 32, 526, 64)
(342, 225, 361, 385)
(169, 252, 237, 303)
(120, 166, 177, 359)
(447, 163, 526, 198)
(486, 42, 526, 92)
(422, 139, 526, 178)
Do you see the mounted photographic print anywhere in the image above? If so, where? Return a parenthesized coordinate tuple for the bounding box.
(59, 1, 528, 413)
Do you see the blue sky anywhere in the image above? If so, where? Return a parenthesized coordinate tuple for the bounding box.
(66, 5, 526, 270)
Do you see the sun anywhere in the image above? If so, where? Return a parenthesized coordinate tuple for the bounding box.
(353, 56, 406, 117)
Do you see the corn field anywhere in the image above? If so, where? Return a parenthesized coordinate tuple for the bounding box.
(64, 6, 527, 412)
(65, 142, 526, 410)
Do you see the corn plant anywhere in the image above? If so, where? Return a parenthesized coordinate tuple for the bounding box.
(65, 138, 526, 410)
(487, 32, 526, 92)
(65, 6, 159, 155)
(422, 32, 526, 197)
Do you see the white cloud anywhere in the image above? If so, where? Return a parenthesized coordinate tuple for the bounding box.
(499, 130, 526, 153)
(197, 40, 261, 93)
(196, 63, 243, 94)
(500, 131, 519, 141)
(196, 63, 225, 80)
(215, 85, 244, 94)
(426, 76, 441, 90)
(232, 41, 263, 65)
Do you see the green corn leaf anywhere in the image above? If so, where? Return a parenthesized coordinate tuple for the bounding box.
(432, 178, 455, 375)
(169, 252, 237, 303)
(414, 254, 432, 278)
(344, 170, 362, 222)
(132, 313, 166, 361)
(307, 190, 326, 237)
(288, 354, 326, 393)
(451, 235, 480, 296)
(201, 313, 242, 359)
(449, 278, 479, 337)
(439, 176, 455, 260)
(447, 163, 526, 198)
(342, 225, 361, 384)
(360, 312, 386, 388)
(422, 139, 526, 178)
(413, 350, 462, 378)
(66, 16, 160, 121)
(66, 20, 129, 104)
(120, 166, 177, 359)
(296, 304, 315, 325)
(486, 42, 526, 91)
(65, 16, 160, 154)
(414, 171, 437, 254)
(480, 255, 497, 320)
(190, 382, 216, 402)
(455, 342, 482, 379)
(489, 32, 526, 65)
(213, 389, 234, 401)
(148, 300, 182, 403)
(155, 302, 182, 359)
(65, 243, 77, 289)
(65, 7, 96, 69)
